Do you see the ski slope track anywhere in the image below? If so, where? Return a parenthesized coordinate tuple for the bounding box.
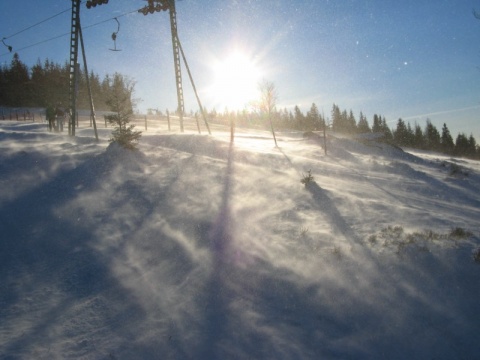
(0, 121, 479, 359)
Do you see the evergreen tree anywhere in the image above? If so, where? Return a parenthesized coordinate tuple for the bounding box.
(440, 123, 454, 154)
(357, 112, 370, 133)
(372, 114, 382, 133)
(393, 118, 409, 146)
(455, 133, 470, 156)
(340, 109, 348, 132)
(468, 134, 477, 157)
(381, 117, 393, 140)
(405, 122, 415, 147)
(30, 59, 46, 106)
(306, 103, 320, 131)
(105, 73, 141, 150)
(424, 120, 441, 151)
(413, 123, 424, 148)
(331, 104, 342, 132)
(5, 53, 30, 106)
(294, 105, 305, 130)
(0, 63, 8, 105)
(347, 110, 357, 133)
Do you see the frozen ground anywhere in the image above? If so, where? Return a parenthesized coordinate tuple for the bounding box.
(0, 120, 479, 359)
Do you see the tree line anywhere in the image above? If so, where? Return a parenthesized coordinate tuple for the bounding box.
(1, 54, 477, 159)
(207, 102, 479, 159)
(0, 53, 130, 111)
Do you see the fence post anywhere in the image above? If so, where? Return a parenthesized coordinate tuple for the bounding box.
(195, 113, 201, 134)
(166, 110, 171, 131)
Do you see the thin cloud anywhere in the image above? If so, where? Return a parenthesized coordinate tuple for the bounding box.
(402, 105, 480, 120)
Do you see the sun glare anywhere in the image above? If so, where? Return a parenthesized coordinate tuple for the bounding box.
(207, 51, 262, 111)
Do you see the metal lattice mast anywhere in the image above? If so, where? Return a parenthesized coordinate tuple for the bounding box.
(69, 0, 81, 136)
(168, 0, 184, 132)
(78, 25, 99, 140)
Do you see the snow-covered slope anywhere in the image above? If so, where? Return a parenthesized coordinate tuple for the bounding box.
(0, 121, 479, 359)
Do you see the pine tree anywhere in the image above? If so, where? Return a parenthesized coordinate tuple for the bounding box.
(393, 118, 409, 146)
(340, 109, 348, 132)
(455, 133, 469, 156)
(306, 103, 320, 131)
(405, 122, 414, 147)
(372, 114, 382, 133)
(105, 73, 141, 150)
(294, 105, 305, 130)
(468, 134, 477, 157)
(347, 110, 357, 133)
(424, 120, 441, 151)
(381, 117, 393, 141)
(5, 53, 30, 106)
(413, 123, 424, 149)
(357, 112, 370, 133)
(440, 123, 454, 154)
(331, 104, 342, 132)
(0, 64, 6, 105)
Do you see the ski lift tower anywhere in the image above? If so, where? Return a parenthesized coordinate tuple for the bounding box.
(139, 0, 185, 132)
(68, 0, 100, 139)
(68, 0, 81, 136)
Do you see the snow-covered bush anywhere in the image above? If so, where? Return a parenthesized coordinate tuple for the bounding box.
(448, 163, 469, 177)
(107, 118, 142, 150)
(473, 248, 480, 263)
(449, 227, 472, 238)
(300, 170, 315, 186)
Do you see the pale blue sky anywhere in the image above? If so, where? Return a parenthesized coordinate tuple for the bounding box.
(1, 0, 479, 139)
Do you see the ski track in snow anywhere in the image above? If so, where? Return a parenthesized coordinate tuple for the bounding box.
(0, 121, 479, 359)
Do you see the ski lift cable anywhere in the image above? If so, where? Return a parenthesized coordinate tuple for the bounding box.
(0, 8, 138, 58)
(2, 7, 71, 41)
(82, 9, 138, 31)
(0, 32, 71, 57)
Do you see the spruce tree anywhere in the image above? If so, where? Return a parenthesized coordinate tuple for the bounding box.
(405, 122, 415, 147)
(5, 53, 30, 106)
(440, 123, 454, 154)
(455, 133, 469, 156)
(347, 110, 357, 133)
(372, 114, 382, 133)
(394, 118, 408, 146)
(424, 120, 441, 151)
(468, 134, 477, 157)
(306, 103, 320, 131)
(294, 105, 305, 130)
(413, 123, 424, 149)
(331, 104, 341, 132)
(357, 112, 371, 133)
(381, 117, 393, 141)
(105, 73, 141, 150)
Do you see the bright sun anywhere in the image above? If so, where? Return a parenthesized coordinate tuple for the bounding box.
(207, 51, 262, 111)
